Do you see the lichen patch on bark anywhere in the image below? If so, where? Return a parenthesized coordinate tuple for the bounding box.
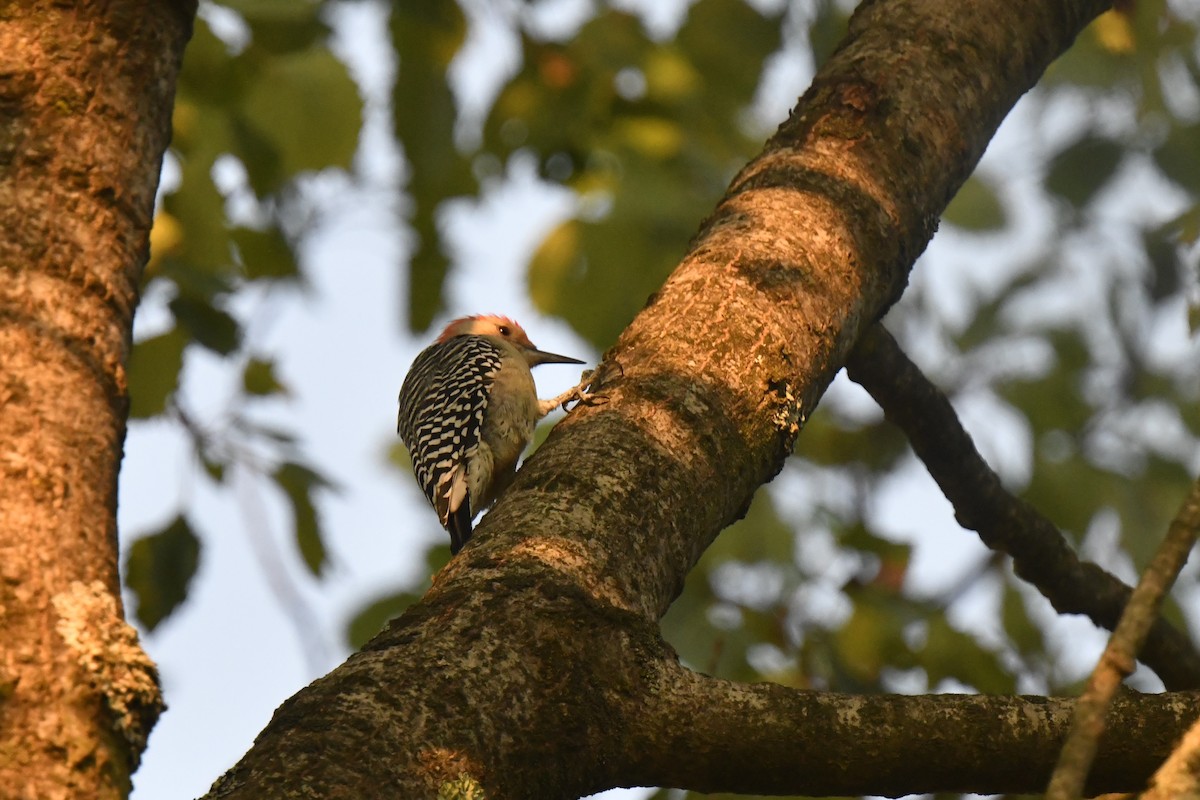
(52, 580, 163, 766)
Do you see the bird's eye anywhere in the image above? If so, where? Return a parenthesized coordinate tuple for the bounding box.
(498, 325, 511, 336)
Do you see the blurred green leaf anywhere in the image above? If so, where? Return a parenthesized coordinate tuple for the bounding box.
(125, 515, 202, 631)
(201, 454, 226, 484)
(127, 327, 188, 419)
(1044, 11, 1136, 87)
(1153, 121, 1200, 195)
(1118, 455, 1194, 567)
(528, 220, 580, 311)
(612, 115, 684, 159)
(169, 293, 242, 355)
(706, 490, 797, 564)
(661, 565, 722, 672)
(808, 1, 851, 68)
(243, 357, 288, 396)
(643, 48, 700, 105)
(1002, 581, 1047, 659)
(834, 588, 917, 685)
(485, 11, 652, 163)
(233, 226, 301, 282)
(1142, 225, 1181, 302)
(166, 18, 242, 290)
(677, 0, 782, 121)
(1161, 203, 1200, 246)
(661, 489, 803, 683)
(229, 0, 330, 54)
(530, 154, 712, 347)
(841, 523, 912, 591)
(346, 590, 422, 649)
(158, 253, 238, 299)
(273, 461, 334, 575)
(1045, 135, 1124, 208)
(392, 0, 474, 331)
(388, 440, 414, 473)
(1022, 456, 1112, 541)
(943, 174, 1008, 232)
(798, 411, 907, 472)
(176, 17, 245, 106)
(229, 113, 285, 196)
(920, 617, 1014, 693)
(998, 330, 1091, 433)
(956, 267, 1049, 349)
(236, 45, 362, 195)
(160, 149, 234, 278)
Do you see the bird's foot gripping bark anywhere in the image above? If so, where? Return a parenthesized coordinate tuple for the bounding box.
(538, 362, 621, 415)
(539, 375, 594, 415)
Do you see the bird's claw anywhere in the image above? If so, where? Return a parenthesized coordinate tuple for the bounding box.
(543, 360, 622, 414)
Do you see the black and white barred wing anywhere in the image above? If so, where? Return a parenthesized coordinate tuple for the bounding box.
(397, 336, 503, 527)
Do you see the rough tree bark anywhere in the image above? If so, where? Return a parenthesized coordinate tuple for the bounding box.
(200, 1, 1200, 799)
(0, 2, 194, 798)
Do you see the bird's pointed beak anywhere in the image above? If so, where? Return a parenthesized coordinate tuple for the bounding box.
(528, 348, 586, 367)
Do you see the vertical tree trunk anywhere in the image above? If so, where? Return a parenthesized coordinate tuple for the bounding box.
(0, 2, 194, 797)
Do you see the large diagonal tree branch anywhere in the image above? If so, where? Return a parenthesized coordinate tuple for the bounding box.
(845, 324, 1200, 690)
(205, 0, 1129, 798)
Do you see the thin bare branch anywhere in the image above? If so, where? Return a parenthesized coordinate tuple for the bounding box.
(844, 324, 1200, 690)
(1046, 477, 1200, 800)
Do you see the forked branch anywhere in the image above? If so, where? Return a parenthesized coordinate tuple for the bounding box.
(845, 324, 1200, 690)
(1047, 477, 1200, 799)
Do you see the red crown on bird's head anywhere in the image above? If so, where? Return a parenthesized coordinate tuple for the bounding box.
(436, 314, 530, 346)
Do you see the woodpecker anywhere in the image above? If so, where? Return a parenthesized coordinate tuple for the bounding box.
(397, 314, 589, 554)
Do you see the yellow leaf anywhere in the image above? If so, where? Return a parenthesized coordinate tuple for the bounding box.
(643, 49, 699, 102)
(528, 221, 580, 315)
(1092, 10, 1135, 54)
(147, 211, 183, 274)
(171, 100, 199, 141)
(613, 116, 684, 159)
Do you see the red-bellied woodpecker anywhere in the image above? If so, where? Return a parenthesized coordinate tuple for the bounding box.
(397, 314, 589, 554)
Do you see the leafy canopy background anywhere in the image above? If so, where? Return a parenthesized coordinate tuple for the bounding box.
(124, 1, 1199, 797)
